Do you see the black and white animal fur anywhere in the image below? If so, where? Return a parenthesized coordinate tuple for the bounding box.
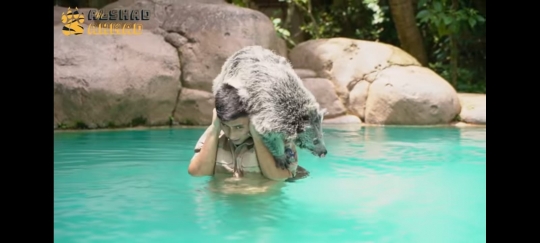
(212, 45, 328, 170)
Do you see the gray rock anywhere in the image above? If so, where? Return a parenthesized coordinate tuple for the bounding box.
(54, 25, 181, 128)
(457, 93, 486, 124)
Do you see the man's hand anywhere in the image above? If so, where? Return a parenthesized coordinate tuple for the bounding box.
(211, 108, 221, 132)
(188, 109, 221, 177)
(248, 120, 260, 138)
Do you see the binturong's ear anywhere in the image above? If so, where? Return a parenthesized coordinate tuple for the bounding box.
(320, 108, 328, 116)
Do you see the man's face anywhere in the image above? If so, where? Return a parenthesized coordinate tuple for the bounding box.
(221, 116, 251, 145)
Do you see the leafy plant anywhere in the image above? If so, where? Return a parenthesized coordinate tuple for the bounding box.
(416, 0, 485, 87)
(271, 17, 296, 47)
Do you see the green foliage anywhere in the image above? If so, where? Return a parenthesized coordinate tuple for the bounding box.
(57, 122, 68, 129)
(300, 11, 341, 39)
(178, 119, 196, 126)
(416, 0, 486, 93)
(231, 0, 486, 94)
(271, 17, 297, 47)
(74, 121, 89, 129)
(131, 116, 147, 127)
(230, 0, 248, 7)
(429, 62, 485, 93)
(287, 0, 386, 40)
(416, 0, 485, 39)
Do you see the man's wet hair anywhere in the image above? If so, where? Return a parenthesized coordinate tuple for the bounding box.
(214, 83, 249, 122)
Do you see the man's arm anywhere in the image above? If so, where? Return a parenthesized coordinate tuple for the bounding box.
(188, 110, 222, 176)
(249, 123, 293, 181)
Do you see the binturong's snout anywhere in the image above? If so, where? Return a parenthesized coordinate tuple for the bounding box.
(317, 148, 328, 158)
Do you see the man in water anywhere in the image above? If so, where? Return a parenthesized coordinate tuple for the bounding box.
(188, 83, 308, 185)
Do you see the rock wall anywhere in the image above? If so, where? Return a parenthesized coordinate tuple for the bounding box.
(54, 2, 485, 129)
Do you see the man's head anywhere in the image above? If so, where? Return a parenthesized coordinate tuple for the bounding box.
(215, 83, 251, 145)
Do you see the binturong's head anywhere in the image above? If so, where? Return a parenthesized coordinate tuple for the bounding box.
(294, 107, 328, 158)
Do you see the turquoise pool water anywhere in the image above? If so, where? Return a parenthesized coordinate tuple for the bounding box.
(54, 125, 486, 243)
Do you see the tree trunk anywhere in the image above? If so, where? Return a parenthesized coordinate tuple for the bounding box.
(450, 36, 458, 87)
(450, 0, 459, 87)
(388, 0, 428, 66)
(289, 4, 305, 44)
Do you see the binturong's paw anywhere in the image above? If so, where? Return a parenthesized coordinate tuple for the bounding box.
(274, 155, 290, 170)
(285, 147, 297, 164)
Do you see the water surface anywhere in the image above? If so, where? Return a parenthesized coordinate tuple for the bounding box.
(54, 125, 486, 243)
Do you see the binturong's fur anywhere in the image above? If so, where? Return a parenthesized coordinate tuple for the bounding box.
(212, 45, 328, 169)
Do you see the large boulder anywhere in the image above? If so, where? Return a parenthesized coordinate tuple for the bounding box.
(294, 68, 318, 79)
(54, 0, 287, 128)
(93, 0, 230, 33)
(323, 115, 362, 124)
(457, 93, 486, 124)
(365, 66, 461, 125)
(174, 88, 215, 125)
(54, 25, 181, 128)
(158, 2, 287, 91)
(289, 38, 461, 125)
(96, 0, 287, 90)
(301, 78, 347, 119)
